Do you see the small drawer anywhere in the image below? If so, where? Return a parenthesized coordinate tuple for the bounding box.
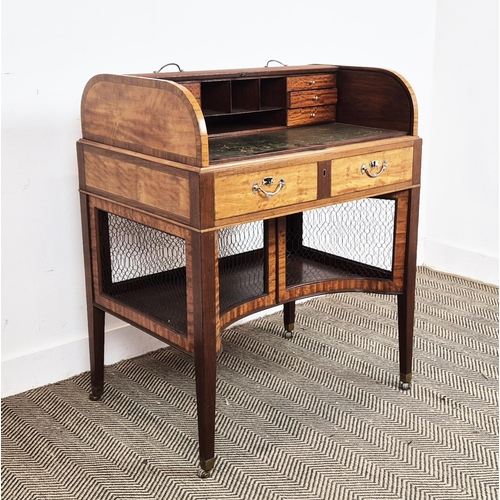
(287, 74, 336, 91)
(287, 105, 336, 127)
(181, 82, 201, 100)
(214, 163, 318, 220)
(288, 88, 338, 109)
(331, 147, 414, 196)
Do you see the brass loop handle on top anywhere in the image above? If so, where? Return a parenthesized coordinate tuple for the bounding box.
(265, 60, 287, 67)
(253, 177, 286, 198)
(154, 63, 183, 73)
(361, 160, 387, 178)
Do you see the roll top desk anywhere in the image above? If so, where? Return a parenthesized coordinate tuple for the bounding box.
(77, 64, 421, 477)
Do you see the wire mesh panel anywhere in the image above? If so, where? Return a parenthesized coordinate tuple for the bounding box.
(286, 198, 396, 287)
(218, 221, 266, 313)
(98, 211, 188, 335)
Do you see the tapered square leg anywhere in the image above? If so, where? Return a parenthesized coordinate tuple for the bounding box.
(89, 305, 105, 400)
(397, 187, 420, 390)
(283, 301, 295, 339)
(194, 344, 217, 477)
(192, 230, 218, 477)
(397, 293, 414, 390)
(80, 193, 106, 401)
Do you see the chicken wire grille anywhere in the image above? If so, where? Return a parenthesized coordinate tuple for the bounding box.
(98, 211, 187, 335)
(218, 221, 266, 313)
(286, 198, 396, 287)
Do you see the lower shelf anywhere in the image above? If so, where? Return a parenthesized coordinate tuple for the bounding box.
(286, 252, 392, 288)
(102, 249, 393, 334)
(104, 269, 187, 336)
(219, 251, 266, 313)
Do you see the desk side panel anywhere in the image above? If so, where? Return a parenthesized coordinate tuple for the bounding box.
(336, 67, 418, 135)
(81, 75, 209, 167)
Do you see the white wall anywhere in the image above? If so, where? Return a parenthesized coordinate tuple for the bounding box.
(421, 0, 499, 285)
(1, 1, 496, 397)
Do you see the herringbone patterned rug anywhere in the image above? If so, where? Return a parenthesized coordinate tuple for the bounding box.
(2, 267, 498, 499)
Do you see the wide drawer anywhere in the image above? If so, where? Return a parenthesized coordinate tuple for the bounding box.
(287, 105, 336, 127)
(287, 74, 336, 91)
(331, 147, 414, 196)
(288, 88, 338, 109)
(214, 163, 318, 220)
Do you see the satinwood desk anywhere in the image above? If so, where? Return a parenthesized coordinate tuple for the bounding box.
(77, 64, 421, 477)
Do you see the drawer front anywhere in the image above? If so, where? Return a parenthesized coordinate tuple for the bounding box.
(182, 82, 201, 101)
(214, 163, 318, 220)
(288, 88, 338, 109)
(287, 73, 336, 91)
(331, 147, 414, 196)
(287, 105, 336, 127)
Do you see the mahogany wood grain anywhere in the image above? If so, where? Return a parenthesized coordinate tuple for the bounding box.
(181, 82, 201, 101)
(336, 67, 416, 134)
(287, 105, 336, 127)
(283, 301, 296, 332)
(391, 191, 410, 291)
(80, 193, 106, 399)
(191, 230, 219, 473)
(317, 160, 332, 199)
(412, 138, 423, 184)
(397, 187, 420, 383)
(135, 65, 339, 82)
(198, 171, 216, 230)
(88, 305, 105, 400)
(287, 74, 337, 91)
(288, 88, 338, 108)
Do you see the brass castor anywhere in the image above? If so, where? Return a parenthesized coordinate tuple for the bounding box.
(400, 374, 412, 391)
(197, 457, 215, 478)
(89, 386, 103, 401)
(284, 330, 293, 340)
(197, 468, 211, 479)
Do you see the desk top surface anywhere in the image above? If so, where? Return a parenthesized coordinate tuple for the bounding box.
(208, 123, 407, 162)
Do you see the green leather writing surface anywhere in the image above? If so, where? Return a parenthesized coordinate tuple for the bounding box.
(209, 123, 405, 161)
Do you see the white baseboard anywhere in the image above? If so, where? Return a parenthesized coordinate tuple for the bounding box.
(1, 307, 285, 398)
(423, 238, 499, 286)
(1, 319, 165, 398)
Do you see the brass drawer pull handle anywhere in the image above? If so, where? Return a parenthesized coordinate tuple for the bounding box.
(361, 160, 387, 178)
(310, 112, 316, 118)
(312, 95, 319, 101)
(309, 80, 316, 85)
(253, 178, 285, 198)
